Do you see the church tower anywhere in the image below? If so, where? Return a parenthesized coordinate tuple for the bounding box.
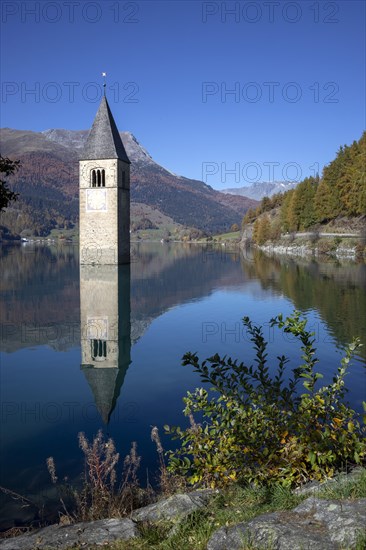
(79, 96, 130, 264)
(80, 264, 131, 423)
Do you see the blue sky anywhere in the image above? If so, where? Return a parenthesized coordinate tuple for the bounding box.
(1, 0, 365, 189)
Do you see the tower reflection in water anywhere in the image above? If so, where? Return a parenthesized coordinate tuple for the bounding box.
(80, 264, 131, 423)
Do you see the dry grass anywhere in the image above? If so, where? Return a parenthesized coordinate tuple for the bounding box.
(44, 428, 186, 526)
(46, 430, 154, 523)
(1, 427, 186, 539)
(151, 426, 187, 496)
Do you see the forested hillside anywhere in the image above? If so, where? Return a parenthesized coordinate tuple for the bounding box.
(0, 128, 257, 238)
(243, 132, 366, 243)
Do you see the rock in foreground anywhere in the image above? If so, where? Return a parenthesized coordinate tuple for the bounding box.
(0, 489, 215, 549)
(131, 488, 216, 522)
(207, 497, 366, 550)
(0, 518, 137, 550)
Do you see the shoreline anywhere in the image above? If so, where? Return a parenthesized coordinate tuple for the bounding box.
(241, 234, 365, 262)
(255, 242, 358, 260)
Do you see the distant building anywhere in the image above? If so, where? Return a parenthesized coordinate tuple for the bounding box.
(79, 96, 130, 265)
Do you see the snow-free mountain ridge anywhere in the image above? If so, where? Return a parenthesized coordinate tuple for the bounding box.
(0, 128, 258, 236)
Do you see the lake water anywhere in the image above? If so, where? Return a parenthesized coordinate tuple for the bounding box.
(1, 243, 365, 528)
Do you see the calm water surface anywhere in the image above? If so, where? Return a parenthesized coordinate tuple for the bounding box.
(0, 243, 365, 528)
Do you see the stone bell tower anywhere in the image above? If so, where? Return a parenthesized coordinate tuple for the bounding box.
(80, 264, 131, 423)
(79, 96, 130, 264)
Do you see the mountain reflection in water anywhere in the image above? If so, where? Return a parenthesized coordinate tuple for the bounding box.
(0, 243, 365, 530)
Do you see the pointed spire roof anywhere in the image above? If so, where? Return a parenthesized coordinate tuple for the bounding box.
(82, 365, 129, 424)
(82, 96, 130, 163)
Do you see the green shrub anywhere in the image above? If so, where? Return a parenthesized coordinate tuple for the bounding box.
(166, 312, 366, 488)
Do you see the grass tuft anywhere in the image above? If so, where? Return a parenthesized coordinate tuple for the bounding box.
(317, 468, 366, 500)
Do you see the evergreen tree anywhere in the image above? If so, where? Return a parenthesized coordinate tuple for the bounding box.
(280, 190, 294, 232)
(256, 215, 271, 244)
(321, 143, 348, 217)
(252, 218, 260, 243)
(255, 133, 365, 236)
(243, 208, 257, 225)
(0, 156, 19, 212)
(339, 133, 366, 215)
(261, 196, 271, 212)
(314, 180, 337, 222)
(295, 177, 318, 229)
(287, 190, 299, 232)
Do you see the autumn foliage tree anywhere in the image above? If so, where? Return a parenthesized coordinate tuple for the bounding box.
(242, 132, 366, 237)
(314, 134, 365, 220)
(252, 215, 271, 244)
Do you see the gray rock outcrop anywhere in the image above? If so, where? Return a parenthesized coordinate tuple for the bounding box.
(0, 518, 137, 550)
(207, 497, 366, 550)
(294, 465, 365, 496)
(2, 487, 365, 549)
(131, 489, 216, 522)
(0, 489, 215, 549)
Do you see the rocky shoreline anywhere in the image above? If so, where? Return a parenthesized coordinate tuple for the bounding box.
(1, 469, 365, 550)
(239, 230, 365, 261)
(254, 241, 358, 260)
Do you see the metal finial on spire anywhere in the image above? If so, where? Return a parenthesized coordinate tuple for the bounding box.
(102, 72, 107, 96)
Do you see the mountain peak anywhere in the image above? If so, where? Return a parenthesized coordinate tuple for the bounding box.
(1, 126, 258, 235)
(121, 132, 154, 164)
(223, 181, 298, 201)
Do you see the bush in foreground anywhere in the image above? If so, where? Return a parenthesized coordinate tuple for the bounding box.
(166, 311, 366, 488)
